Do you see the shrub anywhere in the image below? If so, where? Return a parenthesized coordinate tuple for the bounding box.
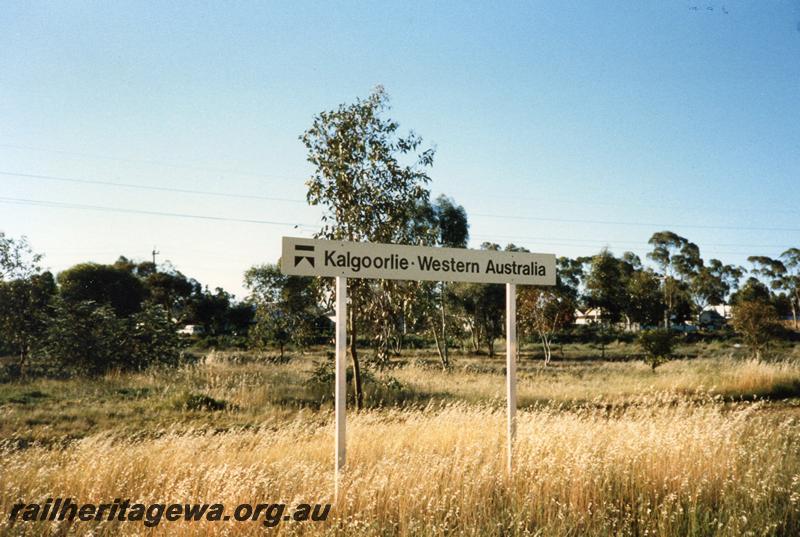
(42, 299, 125, 375)
(638, 329, 676, 370)
(732, 301, 781, 361)
(249, 305, 291, 357)
(127, 303, 185, 369)
(170, 391, 228, 411)
(401, 334, 432, 349)
(307, 356, 375, 387)
(42, 299, 184, 375)
(192, 334, 250, 351)
(306, 353, 377, 404)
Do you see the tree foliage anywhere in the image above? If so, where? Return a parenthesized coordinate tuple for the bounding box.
(0, 271, 56, 373)
(0, 232, 42, 281)
(417, 195, 470, 368)
(518, 287, 575, 365)
(638, 329, 675, 371)
(144, 270, 196, 317)
(58, 263, 148, 317)
(749, 251, 800, 329)
(452, 280, 505, 356)
(585, 249, 626, 325)
(43, 300, 183, 375)
(732, 301, 781, 361)
(300, 86, 435, 407)
(245, 263, 323, 355)
(182, 287, 232, 336)
(625, 269, 665, 327)
(647, 231, 695, 327)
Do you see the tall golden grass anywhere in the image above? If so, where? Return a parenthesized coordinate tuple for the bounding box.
(388, 357, 800, 404)
(2, 395, 798, 536)
(167, 353, 800, 409)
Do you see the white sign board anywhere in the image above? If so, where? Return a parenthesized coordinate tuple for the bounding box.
(281, 236, 556, 286)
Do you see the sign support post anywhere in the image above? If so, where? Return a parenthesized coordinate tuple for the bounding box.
(506, 283, 517, 473)
(334, 276, 347, 500)
(281, 237, 555, 493)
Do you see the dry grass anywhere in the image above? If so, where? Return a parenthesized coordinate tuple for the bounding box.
(3, 350, 800, 446)
(1, 397, 798, 536)
(391, 356, 800, 405)
(2, 348, 800, 535)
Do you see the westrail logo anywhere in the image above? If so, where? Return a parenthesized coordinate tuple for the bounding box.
(294, 244, 315, 267)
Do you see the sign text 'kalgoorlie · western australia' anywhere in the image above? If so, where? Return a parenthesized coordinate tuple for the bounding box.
(281, 237, 555, 285)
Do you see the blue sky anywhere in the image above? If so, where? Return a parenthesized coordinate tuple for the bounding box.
(2, 1, 799, 297)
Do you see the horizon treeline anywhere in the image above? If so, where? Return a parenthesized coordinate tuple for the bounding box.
(1, 226, 798, 378)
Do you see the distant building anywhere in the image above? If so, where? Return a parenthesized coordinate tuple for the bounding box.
(696, 304, 731, 331)
(705, 304, 732, 319)
(178, 324, 205, 336)
(574, 308, 602, 325)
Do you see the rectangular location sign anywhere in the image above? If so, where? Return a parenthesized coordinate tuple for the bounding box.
(281, 237, 556, 285)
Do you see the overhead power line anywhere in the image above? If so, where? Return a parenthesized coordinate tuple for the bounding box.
(5, 142, 798, 219)
(1, 196, 792, 258)
(0, 196, 319, 228)
(0, 143, 301, 182)
(3, 162, 798, 243)
(0, 171, 307, 204)
(2, 183, 798, 249)
(4, 169, 798, 235)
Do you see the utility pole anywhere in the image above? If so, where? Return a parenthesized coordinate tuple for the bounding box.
(152, 247, 159, 267)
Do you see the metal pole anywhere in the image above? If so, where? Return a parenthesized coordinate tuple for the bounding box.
(335, 276, 347, 499)
(506, 283, 517, 473)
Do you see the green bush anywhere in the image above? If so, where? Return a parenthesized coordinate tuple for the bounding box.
(42, 299, 125, 375)
(128, 303, 185, 369)
(42, 299, 184, 376)
(400, 334, 432, 349)
(306, 353, 378, 401)
(193, 334, 250, 351)
(732, 301, 782, 361)
(638, 329, 676, 371)
(170, 391, 228, 411)
(306, 355, 375, 387)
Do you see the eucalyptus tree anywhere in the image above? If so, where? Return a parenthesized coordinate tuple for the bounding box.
(0, 233, 52, 375)
(453, 279, 505, 357)
(449, 242, 509, 357)
(0, 271, 55, 375)
(0, 232, 41, 281)
(707, 259, 744, 302)
(518, 286, 575, 365)
(584, 249, 626, 326)
(556, 256, 587, 304)
(58, 263, 148, 317)
(647, 231, 698, 328)
(244, 262, 322, 353)
(625, 269, 665, 328)
(301, 86, 435, 408)
(429, 195, 469, 368)
(780, 249, 800, 329)
(730, 277, 773, 305)
(749, 250, 800, 328)
(143, 269, 195, 320)
(687, 259, 742, 322)
(688, 265, 725, 314)
(584, 249, 627, 357)
(747, 256, 785, 290)
(406, 195, 469, 368)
